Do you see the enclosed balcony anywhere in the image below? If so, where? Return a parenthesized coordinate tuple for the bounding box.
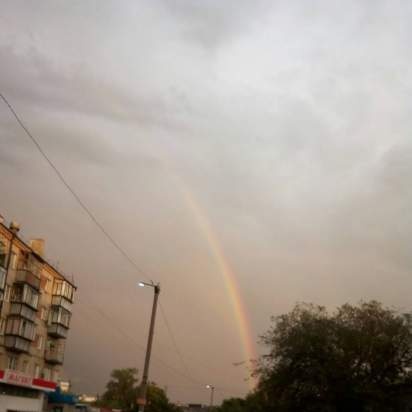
(9, 302, 37, 321)
(47, 324, 68, 339)
(47, 306, 71, 339)
(4, 317, 35, 352)
(51, 295, 72, 312)
(45, 346, 65, 365)
(52, 280, 74, 303)
(10, 284, 39, 311)
(0, 266, 6, 291)
(15, 269, 41, 290)
(4, 335, 31, 353)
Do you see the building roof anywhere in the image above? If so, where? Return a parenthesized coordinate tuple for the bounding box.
(0, 220, 77, 289)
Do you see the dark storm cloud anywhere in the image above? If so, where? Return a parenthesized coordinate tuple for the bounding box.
(0, 44, 186, 131)
(159, 0, 273, 49)
(1, 0, 412, 405)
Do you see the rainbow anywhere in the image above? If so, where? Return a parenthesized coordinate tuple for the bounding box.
(181, 189, 257, 389)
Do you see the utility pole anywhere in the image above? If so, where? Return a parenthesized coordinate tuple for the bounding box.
(137, 282, 160, 412)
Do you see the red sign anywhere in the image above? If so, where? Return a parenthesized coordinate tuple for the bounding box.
(4, 369, 33, 387)
(0, 369, 57, 392)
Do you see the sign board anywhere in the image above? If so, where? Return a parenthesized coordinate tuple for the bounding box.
(0, 369, 57, 392)
(3, 369, 33, 387)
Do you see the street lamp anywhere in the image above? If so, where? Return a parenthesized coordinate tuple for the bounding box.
(206, 384, 215, 409)
(137, 281, 160, 412)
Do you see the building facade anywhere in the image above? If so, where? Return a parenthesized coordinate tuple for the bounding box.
(0, 217, 76, 411)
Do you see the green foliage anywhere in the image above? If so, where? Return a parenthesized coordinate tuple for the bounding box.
(256, 301, 412, 412)
(215, 397, 246, 412)
(99, 368, 181, 412)
(101, 368, 139, 412)
(145, 383, 182, 412)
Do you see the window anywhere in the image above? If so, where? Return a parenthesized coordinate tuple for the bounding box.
(0, 239, 6, 268)
(53, 280, 73, 301)
(10, 252, 17, 269)
(11, 284, 39, 309)
(34, 334, 43, 350)
(52, 370, 59, 383)
(38, 307, 46, 320)
(6, 318, 35, 340)
(46, 278, 52, 293)
(4, 285, 11, 302)
(40, 275, 47, 291)
(21, 360, 28, 373)
(43, 367, 51, 380)
(34, 364, 40, 378)
(51, 307, 71, 328)
(37, 334, 43, 350)
(38, 307, 49, 322)
(8, 356, 18, 370)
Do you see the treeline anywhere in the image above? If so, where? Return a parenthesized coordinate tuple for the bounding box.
(215, 301, 412, 412)
(94, 368, 181, 412)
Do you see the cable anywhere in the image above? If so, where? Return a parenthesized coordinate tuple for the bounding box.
(77, 301, 200, 385)
(0, 92, 151, 282)
(0, 93, 244, 399)
(159, 302, 200, 384)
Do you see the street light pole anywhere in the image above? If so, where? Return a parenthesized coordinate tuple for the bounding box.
(138, 281, 160, 412)
(206, 385, 215, 409)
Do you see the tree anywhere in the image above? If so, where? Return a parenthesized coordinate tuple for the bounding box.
(216, 397, 246, 412)
(101, 368, 139, 412)
(145, 383, 182, 412)
(98, 368, 181, 412)
(256, 301, 412, 412)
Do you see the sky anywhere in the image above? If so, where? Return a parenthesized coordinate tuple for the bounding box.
(1, 0, 412, 405)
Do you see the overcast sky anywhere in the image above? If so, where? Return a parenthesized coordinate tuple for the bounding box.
(1, 0, 412, 405)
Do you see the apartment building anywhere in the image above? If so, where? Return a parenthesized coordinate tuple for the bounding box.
(0, 216, 76, 412)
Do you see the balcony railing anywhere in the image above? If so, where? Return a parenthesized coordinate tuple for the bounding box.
(0, 266, 6, 290)
(11, 284, 39, 311)
(47, 324, 68, 339)
(45, 348, 65, 364)
(52, 280, 74, 303)
(15, 269, 41, 290)
(4, 335, 30, 353)
(51, 295, 72, 312)
(5, 318, 35, 341)
(9, 303, 37, 322)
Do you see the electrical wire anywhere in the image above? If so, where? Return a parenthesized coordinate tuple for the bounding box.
(159, 302, 200, 384)
(76, 301, 200, 385)
(0, 92, 151, 283)
(0, 93, 206, 393)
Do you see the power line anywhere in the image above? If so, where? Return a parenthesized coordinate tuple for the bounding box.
(0, 92, 151, 282)
(77, 301, 200, 385)
(0, 93, 201, 391)
(159, 302, 200, 384)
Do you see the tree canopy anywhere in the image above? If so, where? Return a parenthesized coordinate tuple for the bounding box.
(101, 368, 138, 412)
(255, 301, 412, 412)
(98, 368, 181, 412)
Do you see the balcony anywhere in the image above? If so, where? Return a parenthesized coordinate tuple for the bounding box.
(51, 295, 72, 312)
(4, 335, 31, 353)
(47, 324, 68, 339)
(9, 303, 37, 322)
(0, 266, 6, 290)
(45, 348, 65, 365)
(10, 284, 39, 311)
(52, 280, 74, 303)
(15, 269, 40, 290)
(5, 317, 35, 342)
